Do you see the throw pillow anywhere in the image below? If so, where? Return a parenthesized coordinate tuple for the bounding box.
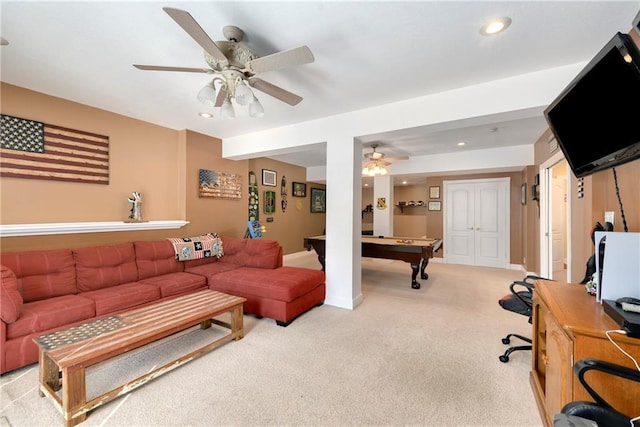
(209, 232, 224, 258)
(167, 233, 224, 261)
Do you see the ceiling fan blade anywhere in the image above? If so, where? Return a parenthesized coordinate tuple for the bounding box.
(246, 46, 314, 74)
(385, 155, 410, 161)
(248, 78, 303, 106)
(162, 7, 229, 68)
(364, 152, 384, 160)
(133, 65, 213, 73)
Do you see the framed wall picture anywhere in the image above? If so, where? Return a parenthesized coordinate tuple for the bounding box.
(429, 186, 440, 199)
(198, 169, 242, 199)
(428, 201, 441, 211)
(310, 188, 326, 213)
(262, 169, 277, 186)
(292, 182, 307, 197)
(264, 191, 276, 213)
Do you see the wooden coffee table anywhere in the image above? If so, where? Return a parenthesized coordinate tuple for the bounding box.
(33, 290, 246, 427)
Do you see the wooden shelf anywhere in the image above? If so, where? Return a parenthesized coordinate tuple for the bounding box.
(396, 204, 426, 213)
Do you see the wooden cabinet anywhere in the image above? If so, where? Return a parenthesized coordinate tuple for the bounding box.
(530, 280, 640, 427)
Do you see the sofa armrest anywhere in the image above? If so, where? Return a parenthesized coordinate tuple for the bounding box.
(1, 265, 23, 323)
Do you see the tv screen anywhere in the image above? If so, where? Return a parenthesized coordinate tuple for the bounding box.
(544, 32, 640, 178)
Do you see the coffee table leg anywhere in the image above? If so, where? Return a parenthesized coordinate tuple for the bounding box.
(38, 351, 60, 396)
(62, 366, 87, 427)
(230, 304, 244, 340)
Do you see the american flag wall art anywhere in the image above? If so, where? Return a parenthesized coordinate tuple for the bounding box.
(0, 114, 109, 184)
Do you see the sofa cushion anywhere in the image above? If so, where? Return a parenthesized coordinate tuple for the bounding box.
(6, 294, 95, 340)
(74, 243, 138, 292)
(184, 261, 242, 280)
(1, 265, 23, 323)
(138, 272, 207, 298)
(210, 266, 325, 302)
(0, 249, 76, 303)
(134, 240, 184, 280)
(219, 237, 282, 269)
(79, 282, 161, 316)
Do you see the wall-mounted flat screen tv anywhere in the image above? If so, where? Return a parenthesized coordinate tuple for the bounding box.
(544, 32, 640, 178)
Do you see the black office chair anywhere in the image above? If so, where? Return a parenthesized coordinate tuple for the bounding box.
(498, 274, 543, 363)
(498, 222, 613, 363)
(557, 358, 640, 426)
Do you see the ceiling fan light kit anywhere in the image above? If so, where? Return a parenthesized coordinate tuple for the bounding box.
(198, 74, 264, 118)
(196, 82, 217, 107)
(133, 8, 314, 119)
(362, 162, 388, 177)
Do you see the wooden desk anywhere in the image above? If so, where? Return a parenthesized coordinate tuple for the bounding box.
(304, 235, 442, 289)
(33, 290, 245, 427)
(530, 280, 640, 427)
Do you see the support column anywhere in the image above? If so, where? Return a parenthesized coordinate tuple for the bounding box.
(373, 175, 394, 237)
(325, 137, 363, 309)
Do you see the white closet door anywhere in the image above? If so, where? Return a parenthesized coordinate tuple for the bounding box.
(445, 178, 509, 268)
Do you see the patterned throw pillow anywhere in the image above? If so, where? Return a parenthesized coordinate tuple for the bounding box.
(167, 233, 224, 261)
(209, 232, 224, 258)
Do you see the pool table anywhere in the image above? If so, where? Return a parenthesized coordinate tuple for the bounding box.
(303, 235, 443, 289)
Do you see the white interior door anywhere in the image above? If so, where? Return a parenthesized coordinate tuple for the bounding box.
(444, 178, 509, 268)
(540, 152, 571, 281)
(445, 184, 475, 265)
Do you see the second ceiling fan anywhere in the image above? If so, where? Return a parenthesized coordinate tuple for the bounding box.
(133, 7, 315, 117)
(362, 144, 409, 176)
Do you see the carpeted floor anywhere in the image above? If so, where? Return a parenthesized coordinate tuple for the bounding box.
(1, 252, 542, 427)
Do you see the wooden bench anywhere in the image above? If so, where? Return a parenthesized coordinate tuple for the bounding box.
(33, 290, 245, 427)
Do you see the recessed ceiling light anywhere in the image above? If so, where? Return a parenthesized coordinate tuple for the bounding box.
(480, 17, 511, 36)
(457, 141, 466, 146)
(402, 180, 408, 185)
(198, 112, 214, 118)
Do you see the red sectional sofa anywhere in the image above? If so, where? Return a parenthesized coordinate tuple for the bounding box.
(0, 236, 325, 374)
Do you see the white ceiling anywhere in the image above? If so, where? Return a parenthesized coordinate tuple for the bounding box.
(2, 1, 639, 185)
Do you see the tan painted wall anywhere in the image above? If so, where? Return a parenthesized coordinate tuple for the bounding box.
(0, 83, 183, 225)
(182, 129, 248, 239)
(246, 158, 326, 254)
(533, 128, 640, 282)
(393, 184, 429, 238)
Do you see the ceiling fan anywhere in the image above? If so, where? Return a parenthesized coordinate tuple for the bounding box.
(362, 144, 409, 176)
(133, 7, 314, 116)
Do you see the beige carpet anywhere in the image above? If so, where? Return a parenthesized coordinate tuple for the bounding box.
(1, 253, 542, 427)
